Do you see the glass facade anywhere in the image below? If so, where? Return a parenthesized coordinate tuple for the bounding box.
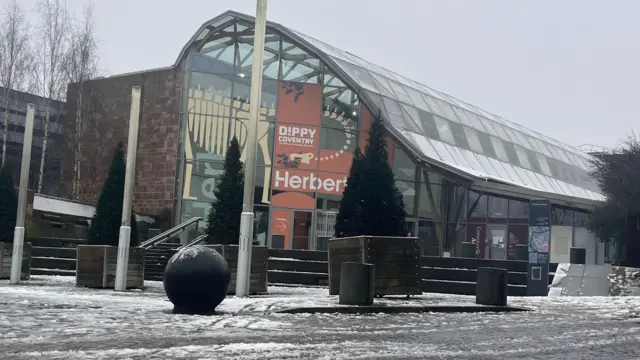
(174, 13, 605, 261)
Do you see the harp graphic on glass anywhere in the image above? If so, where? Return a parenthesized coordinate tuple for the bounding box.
(183, 87, 275, 204)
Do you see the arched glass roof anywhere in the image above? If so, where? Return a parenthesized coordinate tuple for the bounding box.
(177, 11, 604, 204)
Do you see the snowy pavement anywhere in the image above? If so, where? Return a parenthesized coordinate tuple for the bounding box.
(1, 276, 640, 359)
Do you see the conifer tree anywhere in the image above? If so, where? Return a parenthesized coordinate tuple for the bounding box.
(335, 148, 366, 238)
(360, 113, 406, 236)
(206, 137, 245, 245)
(0, 165, 17, 242)
(87, 142, 139, 246)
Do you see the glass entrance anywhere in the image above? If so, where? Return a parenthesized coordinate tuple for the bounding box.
(292, 211, 313, 250)
(486, 225, 507, 260)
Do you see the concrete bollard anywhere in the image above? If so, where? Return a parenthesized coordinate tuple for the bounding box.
(570, 247, 586, 264)
(339, 262, 375, 306)
(476, 267, 508, 306)
(515, 244, 529, 261)
(460, 242, 476, 258)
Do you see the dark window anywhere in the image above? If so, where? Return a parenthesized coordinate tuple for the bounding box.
(476, 131, 497, 158)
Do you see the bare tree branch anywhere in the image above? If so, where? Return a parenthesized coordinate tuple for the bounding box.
(32, 0, 70, 193)
(0, 0, 32, 167)
(64, 2, 99, 199)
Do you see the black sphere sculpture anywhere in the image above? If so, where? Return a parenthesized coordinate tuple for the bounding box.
(164, 245, 231, 315)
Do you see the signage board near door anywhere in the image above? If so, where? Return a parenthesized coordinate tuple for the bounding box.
(271, 209, 291, 249)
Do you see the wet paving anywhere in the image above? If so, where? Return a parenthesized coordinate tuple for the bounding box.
(1, 277, 639, 359)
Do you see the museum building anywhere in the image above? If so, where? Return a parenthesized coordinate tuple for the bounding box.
(60, 10, 610, 264)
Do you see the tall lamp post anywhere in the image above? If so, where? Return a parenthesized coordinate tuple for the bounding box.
(114, 86, 142, 292)
(10, 103, 35, 284)
(236, 0, 268, 297)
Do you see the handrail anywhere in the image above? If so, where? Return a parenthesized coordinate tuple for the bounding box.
(175, 234, 208, 252)
(139, 217, 203, 249)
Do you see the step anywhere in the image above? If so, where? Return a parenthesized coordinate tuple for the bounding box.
(267, 270, 329, 287)
(31, 268, 76, 276)
(32, 257, 77, 271)
(32, 246, 77, 259)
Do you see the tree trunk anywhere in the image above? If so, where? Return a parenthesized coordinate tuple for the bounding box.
(72, 85, 83, 199)
(1, 102, 9, 167)
(37, 102, 51, 193)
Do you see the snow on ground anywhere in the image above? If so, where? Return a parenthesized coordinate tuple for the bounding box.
(2, 276, 640, 359)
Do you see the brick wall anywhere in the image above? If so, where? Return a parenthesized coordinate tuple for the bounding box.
(62, 67, 182, 219)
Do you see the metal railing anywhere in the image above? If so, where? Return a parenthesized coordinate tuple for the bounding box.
(175, 234, 208, 252)
(316, 210, 338, 238)
(139, 217, 203, 249)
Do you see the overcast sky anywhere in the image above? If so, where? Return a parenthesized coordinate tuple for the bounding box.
(15, 0, 640, 150)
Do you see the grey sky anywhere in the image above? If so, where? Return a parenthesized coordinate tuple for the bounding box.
(16, 0, 640, 150)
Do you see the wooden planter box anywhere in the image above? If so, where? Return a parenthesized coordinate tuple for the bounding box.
(329, 236, 421, 297)
(204, 245, 268, 295)
(76, 245, 144, 289)
(0, 242, 32, 280)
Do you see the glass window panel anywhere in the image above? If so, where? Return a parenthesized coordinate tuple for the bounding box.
(500, 161, 528, 185)
(552, 178, 574, 196)
(512, 167, 538, 189)
(452, 107, 475, 128)
(393, 146, 416, 181)
(535, 173, 560, 193)
(333, 59, 378, 93)
(537, 140, 555, 158)
(502, 141, 520, 165)
(434, 99, 460, 123)
(370, 72, 397, 98)
(536, 154, 553, 176)
(387, 111, 412, 131)
(557, 148, 573, 164)
(413, 135, 442, 161)
(421, 94, 447, 118)
(552, 207, 574, 226)
(468, 191, 488, 220)
(463, 126, 484, 154)
(459, 149, 487, 174)
(416, 109, 441, 142)
(463, 110, 487, 132)
(526, 150, 542, 173)
(448, 121, 470, 150)
(475, 155, 500, 179)
(480, 118, 501, 137)
(489, 196, 509, 218)
(508, 199, 529, 219)
(419, 183, 443, 220)
(476, 131, 497, 158)
(501, 127, 520, 144)
(434, 116, 456, 145)
(405, 86, 430, 111)
(492, 123, 511, 141)
(515, 145, 532, 169)
(383, 96, 402, 114)
(488, 158, 519, 184)
(396, 181, 416, 216)
(388, 80, 413, 104)
(445, 144, 473, 170)
(490, 136, 509, 162)
(400, 104, 425, 133)
(430, 139, 457, 164)
(322, 87, 358, 129)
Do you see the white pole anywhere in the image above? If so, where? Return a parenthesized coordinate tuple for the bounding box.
(114, 86, 141, 292)
(236, 0, 268, 297)
(10, 103, 35, 284)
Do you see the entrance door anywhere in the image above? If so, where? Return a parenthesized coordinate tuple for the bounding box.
(486, 225, 506, 260)
(292, 211, 313, 250)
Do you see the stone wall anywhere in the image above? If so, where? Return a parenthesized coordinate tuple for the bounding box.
(62, 67, 182, 219)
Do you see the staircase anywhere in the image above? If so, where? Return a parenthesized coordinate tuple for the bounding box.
(144, 242, 181, 281)
(139, 217, 204, 282)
